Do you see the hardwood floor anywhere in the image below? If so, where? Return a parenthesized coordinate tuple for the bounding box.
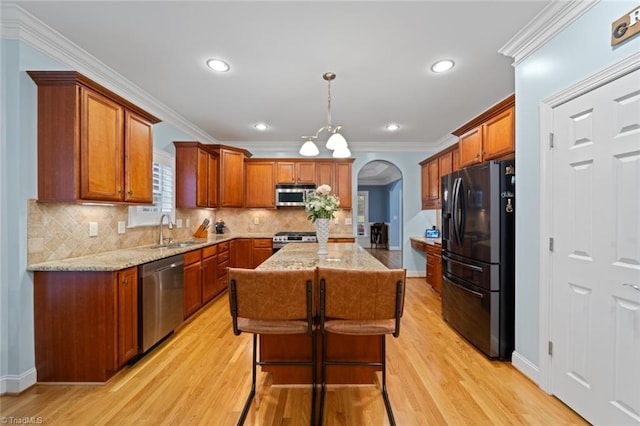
(1, 279, 586, 425)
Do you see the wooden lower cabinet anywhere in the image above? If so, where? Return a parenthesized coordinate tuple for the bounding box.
(217, 241, 230, 293)
(201, 245, 218, 303)
(183, 250, 203, 319)
(329, 237, 356, 243)
(33, 267, 139, 382)
(252, 238, 273, 267)
(426, 243, 442, 293)
(231, 238, 274, 269)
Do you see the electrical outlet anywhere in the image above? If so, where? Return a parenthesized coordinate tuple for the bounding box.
(345, 217, 352, 225)
(117, 221, 126, 234)
(186, 218, 191, 228)
(334, 217, 339, 225)
(176, 219, 183, 228)
(89, 222, 98, 237)
(254, 216, 259, 225)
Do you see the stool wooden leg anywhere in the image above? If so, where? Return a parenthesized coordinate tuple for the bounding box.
(319, 330, 327, 425)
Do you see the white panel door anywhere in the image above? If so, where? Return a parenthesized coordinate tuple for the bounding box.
(550, 68, 640, 425)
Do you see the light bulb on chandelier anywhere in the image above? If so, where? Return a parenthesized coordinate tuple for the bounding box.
(299, 72, 349, 157)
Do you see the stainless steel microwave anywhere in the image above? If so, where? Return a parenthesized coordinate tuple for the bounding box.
(275, 184, 316, 207)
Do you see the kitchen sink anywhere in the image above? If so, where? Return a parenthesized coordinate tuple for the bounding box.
(151, 241, 201, 249)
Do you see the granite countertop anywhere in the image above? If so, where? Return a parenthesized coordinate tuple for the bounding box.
(27, 233, 273, 272)
(27, 232, 357, 272)
(257, 242, 387, 271)
(410, 236, 442, 245)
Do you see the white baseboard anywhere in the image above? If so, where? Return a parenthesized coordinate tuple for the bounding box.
(511, 351, 540, 385)
(0, 368, 37, 395)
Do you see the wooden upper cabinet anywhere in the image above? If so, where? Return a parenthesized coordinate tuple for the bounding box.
(174, 143, 218, 208)
(452, 147, 460, 171)
(28, 71, 160, 204)
(427, 159, 439, 202)
(334, 162, 352, 209)
(245, 160, 275, 208)
(276, 161, 316, 184)
(174, 143, 249, 209)
(219, 148, 245, 207)
(315, 161, 335, 188)
(453, 94, 515, 168)
(124, 111, 154, 203)
(419, 145, 457, 210)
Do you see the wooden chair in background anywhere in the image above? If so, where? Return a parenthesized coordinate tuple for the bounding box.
(316, 266, 406, 425)
(228, 268, 317, 425)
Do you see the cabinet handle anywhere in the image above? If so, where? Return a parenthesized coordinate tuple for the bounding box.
(127, 190, 133, 196)
(118, 189, 124, 194)
(122, 278, 128, 285)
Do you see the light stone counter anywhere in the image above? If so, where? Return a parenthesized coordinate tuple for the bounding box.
(27, 233, 274, 272)
(410, 236, 442, 246)
(257, 242, 387, 271)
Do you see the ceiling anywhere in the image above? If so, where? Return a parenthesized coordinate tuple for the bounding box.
(7, 1, 549, 155)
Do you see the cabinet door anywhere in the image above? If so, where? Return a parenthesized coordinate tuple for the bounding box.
(458, 126, 483, 168)
(219, 149, 244, 207)
(439, 151, 453, 178)
(207, 153, 218, 208)
(124, 111, 153, 203)
(276, 162, 295, 184)
(80, 87, 124, 201)
(196, 148, 209, 207)
(421, 163, 429, 209)
(117, 267, 138, 365)
(315, 162, 335, 188)
(231, 239, 253, 268)
(334, 162, 352, 209)
(427, 159, 439, 201)
(201, 254, 218, 302)
(483, 106, 514, 160)
(183, 260, 202, 319)
(296, 162, 316, 183)
(252, 239, 273, 268)
(245, 161, 275, 208)
(452, 147, 460, 172)
(217, 245, 230, 293)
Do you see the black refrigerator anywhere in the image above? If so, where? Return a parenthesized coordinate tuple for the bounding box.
(441, 160, 515, 359)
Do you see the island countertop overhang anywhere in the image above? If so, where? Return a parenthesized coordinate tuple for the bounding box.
(256, 242, 387, 271)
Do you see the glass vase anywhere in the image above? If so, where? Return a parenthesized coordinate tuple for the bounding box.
(315, 218, 330, 255)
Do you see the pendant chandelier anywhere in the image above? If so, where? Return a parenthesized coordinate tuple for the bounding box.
(299, 72, 351, 158)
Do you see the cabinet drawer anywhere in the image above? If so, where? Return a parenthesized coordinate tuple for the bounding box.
(218, 250, 230, 263)
(183, 249, 202, 266)
(217, 241, 230, 253)
(253, 238, 272, 248)
(202, 245, 217, 258)
(411, 240, 426, 252)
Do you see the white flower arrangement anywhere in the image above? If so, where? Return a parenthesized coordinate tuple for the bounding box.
(303, 184, 340, 223)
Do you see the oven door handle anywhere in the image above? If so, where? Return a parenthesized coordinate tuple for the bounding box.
(445, 277, 484, 299)
(442, 255, 483, 272)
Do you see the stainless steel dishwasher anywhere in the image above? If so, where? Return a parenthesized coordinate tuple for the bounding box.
(140, 254, 184, 352)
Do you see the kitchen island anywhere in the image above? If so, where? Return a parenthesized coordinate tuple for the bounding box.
(255, 242, 389, 384)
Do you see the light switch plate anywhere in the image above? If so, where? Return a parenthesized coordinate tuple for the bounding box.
(117, 221, 126, 234)
(334, 217, 339, 224)
(89, 221, 98, 237)
(176, 219, 183, 228)
(345, 217, 352, 225)
(186, 218, 190, 228)
(254, 216, 259, 225)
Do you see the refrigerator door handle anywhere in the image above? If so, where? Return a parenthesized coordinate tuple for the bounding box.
(458, 179, 466, 243)
(445, 276, 485, 298)
(452, 178, 461, 246)
(442, 254, 483, 272)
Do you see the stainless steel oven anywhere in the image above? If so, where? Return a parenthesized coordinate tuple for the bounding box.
(272, 231, 317, 253)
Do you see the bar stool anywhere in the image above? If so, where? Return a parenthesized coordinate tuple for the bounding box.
(228, 268, 317, 426)
(317, 266, 406, 426)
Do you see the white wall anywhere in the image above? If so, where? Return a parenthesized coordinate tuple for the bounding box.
(513, 1, 639, 369)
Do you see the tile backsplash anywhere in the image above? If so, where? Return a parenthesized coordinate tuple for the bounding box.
(27, 199, 353, 264)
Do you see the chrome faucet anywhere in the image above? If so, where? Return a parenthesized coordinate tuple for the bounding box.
(158, 214, 173, 245)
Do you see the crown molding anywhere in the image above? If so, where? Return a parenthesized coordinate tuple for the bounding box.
(1, 3, 215, 144)
(499, 0, 599, 66)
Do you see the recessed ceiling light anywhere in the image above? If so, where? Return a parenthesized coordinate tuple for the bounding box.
(431, 59, 455, 73)
(254, 123, 268, 131)
(206, 58, 230, 72)
(385, 123, 400, 131)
